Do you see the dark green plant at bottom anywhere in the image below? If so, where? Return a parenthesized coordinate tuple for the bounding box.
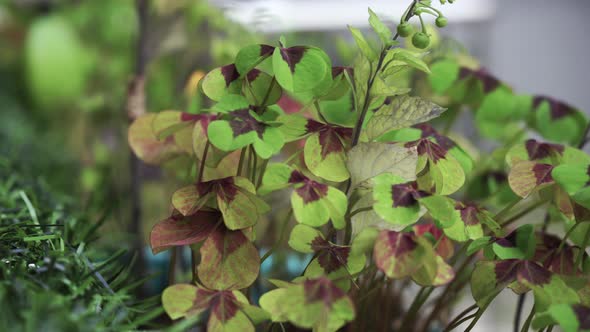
(0, 161, 159, 332)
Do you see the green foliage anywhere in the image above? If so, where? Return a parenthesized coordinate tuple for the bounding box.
(0, 163, 158, 332)
(126, 1, 590, 331)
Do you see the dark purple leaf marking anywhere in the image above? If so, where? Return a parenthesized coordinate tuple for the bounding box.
(303, 277, 345, 306)
(392, 181, 428, 208)
(524, 139, 564, 160)
(532, 163, 554, 185)
(246, 68, 261, 82)
(414, 123, 456, 151)
(150, 210, 222, 253)
(228, 108, 267, 138)
(573, 305, 590, 329)
(306, 120, 352, 159)
(332, 66, 353, 79)
(310, 236, 351, 273)
(209, 224, 249, 257)
(405, 138, 447, 163)
(288, 170, 328, 203)
(459, 67, 501, 93)
(259, 44, 275, 57)
(517, 260, 551, 285)
(456, 203, 481, 226)
(489, 171, 507, 183)
(533, 96, 576, 120)
(280, 46, 308, 73)
(192, 288, 240, 322)
(220, 64, 240, 87)
(196, 177, 238, 202)
(494, 227, 520, 249)
(494, 259, 520, 284)
(384, 231, 418, 256)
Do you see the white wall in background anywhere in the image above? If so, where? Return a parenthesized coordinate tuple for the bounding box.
(214, 0, 496, 32)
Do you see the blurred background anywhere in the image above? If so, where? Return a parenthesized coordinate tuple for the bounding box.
(1, 0, 588, 330)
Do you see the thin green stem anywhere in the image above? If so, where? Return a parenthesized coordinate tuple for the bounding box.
(236, 148, 247, 176)
(444, 313, 478, 332)
(463, 307, 486, 332)
(400, 287, 434, 331)
(196, 141, 210, 183)
(513, 294, 526, 332)
(256, 158, 270, 189)
(260, 209, 293, 264)
(519, 305, 535, 332)
(443, 304, 478, 332)
(574, 224, 590, 268)
(350, 0, 418, 148)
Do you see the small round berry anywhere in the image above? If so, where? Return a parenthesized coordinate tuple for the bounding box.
(436, 16, 448, 28)
(397, 23, 413, 38)
(412, 32, 431, 49)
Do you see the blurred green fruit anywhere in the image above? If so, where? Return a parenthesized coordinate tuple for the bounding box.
(411, 32, 431, 49)
(397, 23, 413, 37)
(25, 15, 90, 111)
(436, 16, 448, 28)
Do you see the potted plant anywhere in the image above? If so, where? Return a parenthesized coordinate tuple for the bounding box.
(129, 0, 590, 330)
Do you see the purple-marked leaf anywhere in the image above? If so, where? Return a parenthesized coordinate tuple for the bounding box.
(346, 142, 418, 189)
(259, 277, 355, 331)
(259, 162, 294, 195)
(320, 66, 353, 100)
(553, 163, 590, 209)
(407, 138, 466, 195)
(366, 95, 446, 141)
(128, 114, 185, 165)
(471, 259, 520, 308)
(419, 195, 461, 229)
(517, 261, 580, 312)
(208, 108, 285, 158)
(289, 170, 348, 229)
(288, 224, 324, 253)
(304, 244, 366, 291)
(217, 177, 270, 230)
(373, 173, 427, 226)
(234, 44, 274, 75)
(173, 176, 268, 230)
(506, 139, 590, 167)
(508, 161, 555, 197)
(162, 284, 257, 332)
(379, 124, 474, 174)
(242, 69, 282, 106)
(533, 304, 590, 332)
(413, 224, 454, 260)
(304, 120, 352, 182)
(197, 225, 260, 290)
(531, 95, 588, 144)
(310, 236, 351, 274)
(171, 184, 213, 217)
(201, 64, 243, 101)
(413, 254, 455, 286)
(374, 230, 426, 279)
(534, 233, 581, 276)
(272, 46, 331, 92)
(192, 113, 228, 167)
(458, 67, 501, 94)
(492, 224, 536, 260)
(150, 210, 220, 254)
